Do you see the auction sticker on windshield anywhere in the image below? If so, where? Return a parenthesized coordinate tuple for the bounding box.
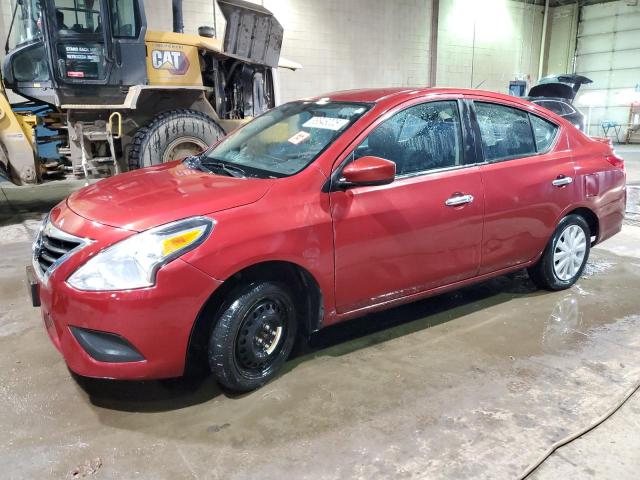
(288, 131, 311, 145)
(303, 117, 350, 131)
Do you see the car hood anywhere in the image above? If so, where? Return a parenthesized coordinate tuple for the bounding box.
(66, 161, 273, 231)
(528, 75, 593, 101)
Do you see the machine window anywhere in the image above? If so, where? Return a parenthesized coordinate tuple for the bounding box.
(529, 114, 559, 153)
(111, 0, 140, 38)
(54, 0, 102, 34)
(53, 1, 106, 79)
(6, 0, 43, 49)
(12, 44, 50, 82)
(353, 101, 463, 175)
(475, 102, 536, 162)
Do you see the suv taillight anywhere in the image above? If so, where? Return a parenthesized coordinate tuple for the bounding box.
(604, 154, 624, 170)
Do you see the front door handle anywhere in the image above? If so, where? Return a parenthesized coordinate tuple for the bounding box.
(552, 175, 573, 187)
(445, 194, 474, 207)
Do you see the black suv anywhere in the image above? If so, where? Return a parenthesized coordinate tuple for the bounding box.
(525, 75, 592, 132)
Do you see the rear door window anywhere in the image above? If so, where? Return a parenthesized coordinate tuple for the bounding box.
(474, 102, 536, 162)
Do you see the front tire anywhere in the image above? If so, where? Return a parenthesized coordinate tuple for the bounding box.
(528, 214, 591, 291)
(128, 109, 224, 170)
(208, 282, 298, 392)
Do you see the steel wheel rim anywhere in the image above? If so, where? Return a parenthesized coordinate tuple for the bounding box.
(235, 298, 287, 373)
(162, 136, 208, 163)
(553, 224, 587, 281)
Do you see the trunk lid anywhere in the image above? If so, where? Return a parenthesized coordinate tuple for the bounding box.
(66, 161, 273, 231)
(528, 74, 593, 102)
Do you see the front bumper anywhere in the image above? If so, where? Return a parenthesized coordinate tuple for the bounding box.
(33, 204, 221, 380)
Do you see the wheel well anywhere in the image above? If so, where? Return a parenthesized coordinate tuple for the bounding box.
(184, 261, 323, 376)
(132, 90, 220, 125)
(568, 207, 599, 244)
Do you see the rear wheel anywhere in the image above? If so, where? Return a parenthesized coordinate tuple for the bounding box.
(528, 214, 591, 291)
(208, 282, 298, 392)
(128, 109, 224, 170)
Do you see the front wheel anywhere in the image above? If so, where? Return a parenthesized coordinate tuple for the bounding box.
(208, 282, 298, 392)
(528, 214, 591, 291)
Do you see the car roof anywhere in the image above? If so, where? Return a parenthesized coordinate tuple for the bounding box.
(311, 87, 537, 108)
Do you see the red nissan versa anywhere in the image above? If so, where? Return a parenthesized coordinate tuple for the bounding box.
(27, 88, 626, 392)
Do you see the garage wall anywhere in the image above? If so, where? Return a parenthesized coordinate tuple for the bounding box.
(270, 0, 433, 102)
(142, 0, 173, 31)
(574, 0, 640, 138)
(436, 0, 544, 94)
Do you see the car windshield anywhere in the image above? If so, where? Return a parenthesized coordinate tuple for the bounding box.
(6, 0, 43, 51)
(200, 101, 370, 178)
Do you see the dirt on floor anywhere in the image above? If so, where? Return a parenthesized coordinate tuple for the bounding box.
(1, 212, 640, 479)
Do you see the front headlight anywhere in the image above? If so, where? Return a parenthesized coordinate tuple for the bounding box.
(67, 217, 214, 291)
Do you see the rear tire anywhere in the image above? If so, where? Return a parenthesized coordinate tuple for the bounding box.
(208, 282, 298, 393)
(528, 214, 591, 291)
(128, 109, 224, 170)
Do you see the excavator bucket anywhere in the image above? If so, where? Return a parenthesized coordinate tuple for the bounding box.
(217, 0, 284, 68)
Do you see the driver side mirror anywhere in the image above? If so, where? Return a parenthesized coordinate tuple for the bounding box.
(339, 156, 396, 188)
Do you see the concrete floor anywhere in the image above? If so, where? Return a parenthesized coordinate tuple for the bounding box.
(1, 147, 640, 479)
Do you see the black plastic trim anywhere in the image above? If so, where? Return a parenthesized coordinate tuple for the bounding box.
(70, 326, 145, 363)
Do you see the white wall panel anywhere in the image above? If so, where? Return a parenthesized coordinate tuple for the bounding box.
(575, 0, 640, 139)
(263, 0, 433, 102)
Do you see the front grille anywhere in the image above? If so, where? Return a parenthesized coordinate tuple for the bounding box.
(33, 217, 90, 280)
(37, 232, 82, 274)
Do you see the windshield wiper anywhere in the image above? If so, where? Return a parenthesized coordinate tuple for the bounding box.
(201, 159, 246, 178)
(184, 155, 213, 174)
(185, 155, 245, 178)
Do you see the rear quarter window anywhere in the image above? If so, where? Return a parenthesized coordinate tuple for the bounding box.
(529, 114, 559, 153)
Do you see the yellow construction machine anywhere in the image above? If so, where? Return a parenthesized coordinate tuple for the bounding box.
(0, 76, 39, 184)
(2, 0, 300, 185)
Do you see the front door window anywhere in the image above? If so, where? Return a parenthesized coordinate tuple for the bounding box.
(352, 100, 464, 175)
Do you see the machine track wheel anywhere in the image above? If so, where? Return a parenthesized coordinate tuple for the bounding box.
(128, 109, 225, 170)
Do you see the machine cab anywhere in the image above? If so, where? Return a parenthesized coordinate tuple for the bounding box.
(3, 0, 147, 106)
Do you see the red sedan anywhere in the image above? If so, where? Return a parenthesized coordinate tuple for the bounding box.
(28, 88, 626, 392)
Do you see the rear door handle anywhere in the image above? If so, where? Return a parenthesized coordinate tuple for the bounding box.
(552, 175, 573, 187)
(445, 194, 474, 206)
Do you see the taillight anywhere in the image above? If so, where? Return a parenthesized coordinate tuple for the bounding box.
(605, 154, 624, 170)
